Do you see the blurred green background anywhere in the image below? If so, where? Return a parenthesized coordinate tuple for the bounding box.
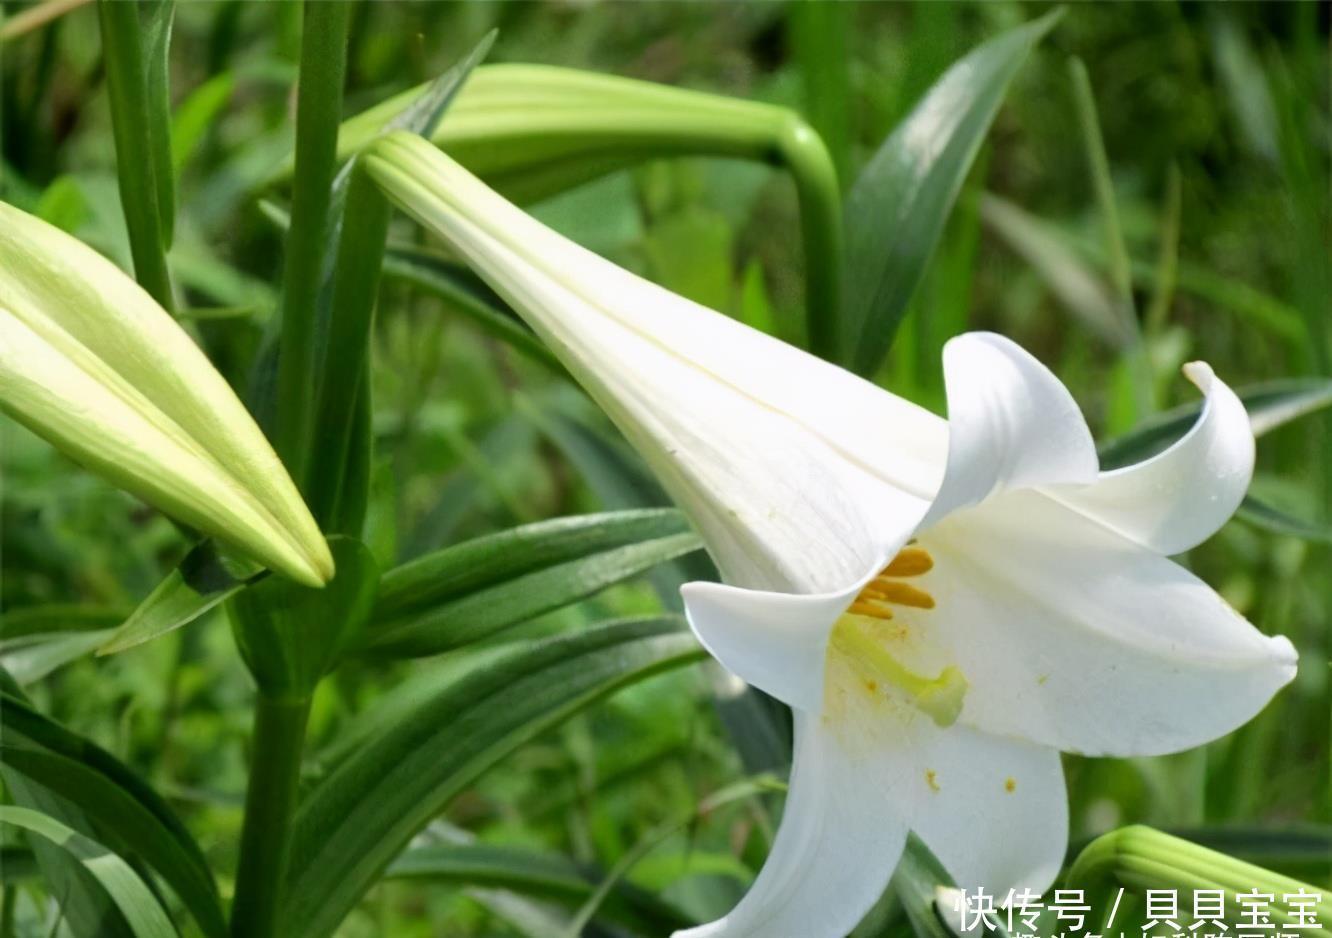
(1, 2, 1328, 935)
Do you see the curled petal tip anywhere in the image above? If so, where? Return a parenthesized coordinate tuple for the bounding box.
(1181, 360, 1217, 391)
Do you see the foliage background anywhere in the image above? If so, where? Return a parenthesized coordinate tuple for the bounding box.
(1, 2, 1328, 935)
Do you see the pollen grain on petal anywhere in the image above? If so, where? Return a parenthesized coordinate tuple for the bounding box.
(1004, 777, 1017, 793)
(926, 769, 941, 793)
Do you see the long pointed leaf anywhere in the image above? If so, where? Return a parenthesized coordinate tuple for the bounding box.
(841, 11, 1059, 374)
(284, 617, 704, 938)
(367, 509, 702, 657)
(0, 805, 178, 938)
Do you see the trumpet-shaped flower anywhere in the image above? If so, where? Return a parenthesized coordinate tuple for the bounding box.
(365, 132, 1297, 937)
(0, 203, 332, 587)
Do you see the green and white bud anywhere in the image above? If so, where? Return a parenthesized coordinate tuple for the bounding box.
(0, 202, 333, 587)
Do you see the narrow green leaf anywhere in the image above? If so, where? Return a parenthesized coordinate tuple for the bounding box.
(304, 33, 497, 532)
(0, 805, 178, 938)
(1068, 54, 1152, 422)
(0, 630, 111, 685)
(171, 72, 234, 179)
(561, 775, 780, 938)
(96, 0, 174, 309)
(841, 10, 1058, 374)
(367, 510, 702, 657)
(979, 193, 1129, 348)
(1237, 497, 1332, 545)
(0, 605, 126, 641)
(889, 834, 1010, 938)
(385, 842, 692, 933)
(97, 540, 259, 656)
(1144, 163, 1182, 337)
(383, 30, 497, 139)
(283, 617, 705, 938)
(0, 747, 226, 938)
(0, 689, 218, 921)
(382, 247, 562, 371)
(1099, 378, 1332, 469)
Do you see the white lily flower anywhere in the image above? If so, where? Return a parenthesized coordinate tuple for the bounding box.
(366, 132, 1298, 937)
(0, 203, 333, 587)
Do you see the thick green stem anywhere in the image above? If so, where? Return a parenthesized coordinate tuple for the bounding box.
(779, 118, 844, 357)
(96, 0, 174, 311)
(274, 0, 351, 483)
(229, 694, 312, 938)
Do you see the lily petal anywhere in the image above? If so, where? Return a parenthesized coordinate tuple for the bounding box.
(920, 332, 1099, 529)
(673, 713, 908, 938)
(920, 489, 1297, 756)
(897, 724, 1067, 896)
(1051, 362, 1254, 555)
(681, 563, 893, 712)
(365, 134, 937, 591)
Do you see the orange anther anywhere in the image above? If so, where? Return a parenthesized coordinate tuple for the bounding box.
(882, 547, 933, 577)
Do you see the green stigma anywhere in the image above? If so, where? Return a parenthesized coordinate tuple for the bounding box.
(830, 617, 969, 728)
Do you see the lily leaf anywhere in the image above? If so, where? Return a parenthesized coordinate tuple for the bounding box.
(840, 10, 1059, 375)
(0, 806, 178, 938)
(1099, 377, 1332, 469)
(385, 841, 692, 933)
(0, 630, 114, 685)
(366, 509, 702, 658)
(97, 540, 261, 656)
(282, 616, 705, 938)
(0, 690, 226, 937)
(887, 834, 1010, 938)
(1236, 497, 1332, 545)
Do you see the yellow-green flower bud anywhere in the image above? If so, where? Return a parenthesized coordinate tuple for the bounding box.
(0, 202, 333, 587)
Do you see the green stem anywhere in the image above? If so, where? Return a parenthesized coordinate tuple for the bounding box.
(229, 694, 312, 938)
(274, 0, 351, 483)
(779, 116, 844, 359)
(96, 0, 173, 311)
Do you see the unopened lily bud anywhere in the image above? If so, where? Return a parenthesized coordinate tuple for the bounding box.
(0, 203, 332, 587)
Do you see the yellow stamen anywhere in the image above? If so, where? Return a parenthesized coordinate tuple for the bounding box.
(830, 616, 968, 727)
(883, 547, 933, 577)
(847, 600, 893, 620)
(869, 580, 936, 609)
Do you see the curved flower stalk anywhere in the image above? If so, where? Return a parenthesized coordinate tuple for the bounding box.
(0, 202, 332, 587)
(329, 63, 842, 341)
(365, 132, 1297, 937)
